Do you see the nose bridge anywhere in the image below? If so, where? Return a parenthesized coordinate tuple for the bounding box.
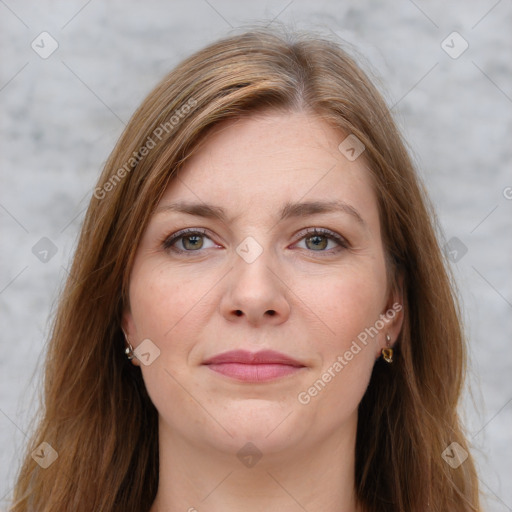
(220, 234, 290, 325)
(232, 234, 278, 295)
(235, 235, 266, 266)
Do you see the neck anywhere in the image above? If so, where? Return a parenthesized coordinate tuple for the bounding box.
(149, 415, 361, 512)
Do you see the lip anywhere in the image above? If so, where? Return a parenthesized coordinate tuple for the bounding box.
(203, 349, 304, 366)
(202, 350, 306, 382)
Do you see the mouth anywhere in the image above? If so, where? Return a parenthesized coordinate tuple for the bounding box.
(202, 349, 306, 382)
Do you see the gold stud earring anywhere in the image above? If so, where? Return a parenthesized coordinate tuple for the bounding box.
(382, 334, 393, 363)
(122, 329, 135, 360)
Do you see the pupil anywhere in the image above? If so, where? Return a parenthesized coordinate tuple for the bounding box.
(306, 235, 327, 250)
(184, 235, 203, 250)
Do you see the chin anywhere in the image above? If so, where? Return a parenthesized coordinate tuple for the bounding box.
(210, 405, 307, 449)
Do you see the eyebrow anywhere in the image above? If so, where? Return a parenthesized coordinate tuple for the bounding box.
(155, 200, 366, 226)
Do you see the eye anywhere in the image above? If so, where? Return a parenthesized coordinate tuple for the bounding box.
(162, 228, 218, 253)
(162, 227, 348, 256)
(293, 228, 348, 254)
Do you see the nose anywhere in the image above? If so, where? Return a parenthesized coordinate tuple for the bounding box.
(219, 246, 291, 327)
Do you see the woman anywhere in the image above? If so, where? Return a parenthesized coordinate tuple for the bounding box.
(10, 27, 481, 511)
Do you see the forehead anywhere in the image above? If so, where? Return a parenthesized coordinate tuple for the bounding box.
(159, 111, 379, 228)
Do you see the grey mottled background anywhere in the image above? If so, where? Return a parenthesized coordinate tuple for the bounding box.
(1, 0, 511, 510)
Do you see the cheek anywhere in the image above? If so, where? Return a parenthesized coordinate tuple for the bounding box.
(296, 263, 386, 417)
(295, 261, 387, 350)
(129, 261, 207, 340)
(128, 263, 209, 410)
(294, 262, 385, 406)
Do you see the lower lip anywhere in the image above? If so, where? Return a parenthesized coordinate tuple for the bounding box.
(205, 363, 304, 382)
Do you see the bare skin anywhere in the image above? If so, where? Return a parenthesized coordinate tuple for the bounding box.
(123, 111, 403, 512)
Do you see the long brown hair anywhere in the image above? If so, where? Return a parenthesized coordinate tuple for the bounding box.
(10, 26, 480, 511)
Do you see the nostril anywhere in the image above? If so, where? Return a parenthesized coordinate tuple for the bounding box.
(266, 310, 276, 316)
(235, 310, 243, 316)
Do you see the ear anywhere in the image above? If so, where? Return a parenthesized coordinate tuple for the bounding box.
(376, 272, 404, 357)
(121, 309, 141, 367)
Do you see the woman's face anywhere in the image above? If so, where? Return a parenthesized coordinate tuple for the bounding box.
(123, 111, 402, 459)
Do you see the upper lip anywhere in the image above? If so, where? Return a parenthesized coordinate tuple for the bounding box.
(202, 350, 305, 367)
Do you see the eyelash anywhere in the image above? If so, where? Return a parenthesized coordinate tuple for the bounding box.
(161, 227, 349, 256)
